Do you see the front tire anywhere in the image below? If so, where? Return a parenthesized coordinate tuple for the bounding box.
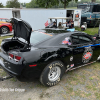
(40, 61, 65, 87)
(0, 26, 9, 34)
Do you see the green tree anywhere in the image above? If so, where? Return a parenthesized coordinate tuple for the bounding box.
(26, 0, 39, 8)
(21, 3, 26, 7)
(36, 0, 59, 8)
(6, 0, 20, 8)
(35, 0, 78, 8)
(91, 0, 96, 2)
(0, 3, 4, 8)
(60, 0, 78, 8)
(67, 1, 77, 7)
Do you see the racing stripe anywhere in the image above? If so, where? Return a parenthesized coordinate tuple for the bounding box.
(76, 43, 100, 49)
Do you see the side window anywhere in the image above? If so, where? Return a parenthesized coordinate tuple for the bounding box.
(79, 36, 92, 44)
(71, 35, 79, 44)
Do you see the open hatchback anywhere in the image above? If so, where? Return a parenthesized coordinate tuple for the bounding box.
(0, 18, 33, 80)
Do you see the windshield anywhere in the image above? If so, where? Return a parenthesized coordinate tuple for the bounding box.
(30, 31, 53, 44)
(77, 4, 100, 13)
(92, 5, 100, 12)
(77, 5, 88, 9)
(77, 5, 90, 13)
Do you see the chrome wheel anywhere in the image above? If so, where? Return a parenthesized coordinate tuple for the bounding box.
(1, 27, 8, 34)
(48, 66, 61, 82)
(40, 61, 65, 86)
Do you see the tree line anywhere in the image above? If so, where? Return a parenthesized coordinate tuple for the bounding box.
(0, 0, 100, 8)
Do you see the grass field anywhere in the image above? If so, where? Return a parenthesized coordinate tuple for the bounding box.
(75, 27, 99, 35)
(0, 27, 100, 100)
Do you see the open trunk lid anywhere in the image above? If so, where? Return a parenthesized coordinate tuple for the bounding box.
(11, 18, 32, 44)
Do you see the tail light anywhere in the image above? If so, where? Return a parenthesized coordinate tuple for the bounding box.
(9, 53, 14, 59)
(15, 56, 21, 61)
(29, 64, 37, 67)
(8, 53, 21, 62)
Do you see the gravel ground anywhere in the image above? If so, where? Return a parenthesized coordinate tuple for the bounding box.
(0, 62, 100, 100)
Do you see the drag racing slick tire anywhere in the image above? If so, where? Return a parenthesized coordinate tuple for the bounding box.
(40, 61, 65, 87)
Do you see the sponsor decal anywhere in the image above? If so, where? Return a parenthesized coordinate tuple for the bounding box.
(70, 56, 73, 61)
(62, 37, 71, 45)
(83, 52, 92, 59)
(82, 46, 93, 63)
(93, 37, 96, 39)
(62, 40, 68, 44)
(71, 64, 74, 68)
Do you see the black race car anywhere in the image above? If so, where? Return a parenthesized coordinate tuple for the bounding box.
(0, 18, 100, 87)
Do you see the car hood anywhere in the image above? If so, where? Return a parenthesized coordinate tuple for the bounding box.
(12, 18, 32, 44)
(0, 21, 8, 23)
(0, 21, 11, 25)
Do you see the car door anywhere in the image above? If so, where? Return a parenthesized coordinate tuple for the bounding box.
(70, 33, 95, 67)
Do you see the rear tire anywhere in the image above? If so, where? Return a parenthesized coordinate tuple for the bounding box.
(40, 61, 65, 87)
(0, 26, 9, 34)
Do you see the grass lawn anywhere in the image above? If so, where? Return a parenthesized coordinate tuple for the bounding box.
(67, 7, 77, 9)
(0, 36, 12, 46)
(75, 27, 99, 35)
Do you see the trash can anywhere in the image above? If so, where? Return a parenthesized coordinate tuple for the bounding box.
(81, 25, 86, 31)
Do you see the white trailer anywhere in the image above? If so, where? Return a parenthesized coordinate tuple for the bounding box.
(0, 8, 21, 19)
(20, 8, 82, 30)
(66, 9, 82, 27)
(0, 8, 81, 30)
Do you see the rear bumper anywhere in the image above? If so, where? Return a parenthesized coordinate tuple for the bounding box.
(0, 59, 18, 77)
(0, 52, 43, 82)
(0, 52, 23, 77)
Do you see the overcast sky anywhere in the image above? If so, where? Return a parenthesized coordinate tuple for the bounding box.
(1, 0, 31, 6)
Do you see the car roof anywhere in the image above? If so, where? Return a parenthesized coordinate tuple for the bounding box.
(34, 29, 88, 47)
(49, 17, 72, 20)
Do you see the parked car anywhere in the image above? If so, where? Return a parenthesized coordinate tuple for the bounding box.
(0, 18, 11, 23)
(0, 18, 100, 87)
(0, 19, 12, 34)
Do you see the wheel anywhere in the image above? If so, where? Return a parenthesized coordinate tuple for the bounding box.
(0, 26, 9, 34)
(40, 61, 65, 87)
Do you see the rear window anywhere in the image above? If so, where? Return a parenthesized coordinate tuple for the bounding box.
(30, 31, 53, 44)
